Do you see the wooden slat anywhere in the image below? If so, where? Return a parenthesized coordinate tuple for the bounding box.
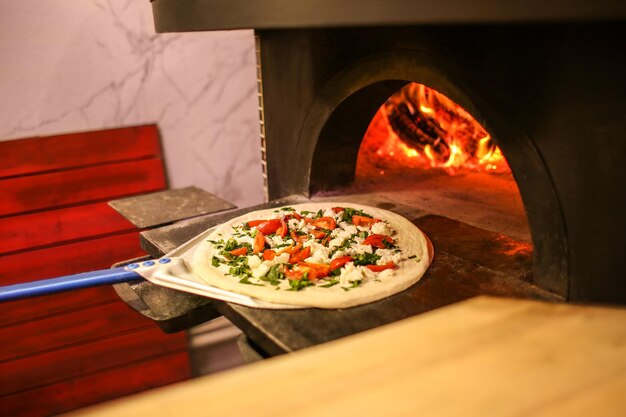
(0, 125, 161, 178)
(0, 231, 146, 286)
(0, 287, 120, 328)
(0, 158, 167, 217)
(0, 302, 156, 362)
(0, 326, 188, 396)
(0, 202, 137, 255)
(0, 351, 190, 417)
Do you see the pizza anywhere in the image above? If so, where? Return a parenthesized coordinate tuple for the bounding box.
(191, 203, 431, 308)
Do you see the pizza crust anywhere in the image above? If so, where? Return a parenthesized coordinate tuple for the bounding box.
(191, 203, 431, 309)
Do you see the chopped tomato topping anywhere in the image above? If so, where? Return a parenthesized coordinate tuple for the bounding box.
(330, 256, 353, 271)
(310, 229, 326, 239)
(297, 262, 330, 280)
(282, 243, 302, 255)
(285, 212, 303, 221)
(362, 234, 394, 249)
(285, 262, 330, 281)
(284, 266, 306, 281)
(321, 235, 331, 247)
(289, 246, 311, 263)
(332, 207, 345, 213)
(253, 231, 266, 254)
(247, 220, 266, 228)
(290, 229, 306, 244)
(366, 262, 396, 272)
(352, 215, 381, 227)
(229, 247, 248, 257)
(254, 219, 283, 235)
(305, 216, 337, 230)
(275, 218, 288, 238)
(262, 249, 276, 261)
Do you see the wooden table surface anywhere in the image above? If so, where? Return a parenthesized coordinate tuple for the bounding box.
(70, 296, 626, 417)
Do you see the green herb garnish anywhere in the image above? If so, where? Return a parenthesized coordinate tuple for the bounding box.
(329, 268, 342, 277)
(352, 252, 381, 266)
(239, 276, 264, 286)
(288, 273, 314, 291)
(341, 207, 372, 223)
(330, 235, 357, 256)
(260, 264, 285, 286)
(341, 279, 362, 291)
(223, 238, 240, 252)
(208, 239, 226, 249)
(319, 279, 340, 288)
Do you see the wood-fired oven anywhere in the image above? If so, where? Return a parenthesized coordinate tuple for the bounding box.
(129, 0, 626, 356)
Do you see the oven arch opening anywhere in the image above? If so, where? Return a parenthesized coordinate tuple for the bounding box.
(301, 52, 569, 299)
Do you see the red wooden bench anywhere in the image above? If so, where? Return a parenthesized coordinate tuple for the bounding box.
(0, 125, 190, 416)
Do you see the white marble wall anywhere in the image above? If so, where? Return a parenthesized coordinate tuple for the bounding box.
(0, 0, 264, 208)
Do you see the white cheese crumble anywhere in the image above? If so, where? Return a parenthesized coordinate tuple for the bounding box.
(344, 245, 372, 256)
(378, 269, 394, 279)
(302, 241, 331, 264)
(328, 237, 345, 250)
(323, 208, 335, 218)
(375, 248, 402, 264)
(236, 235, 254, 246)
(344, 244, 373, 257)
(338, 263, 378, 286)
(271, 235, 285, 246)
(339, 262, 362, 286)
(288, 219, 301, 230)
(339, 222, 357, 235)
(247, 255, 262, 269)
(371, 221, 392, 236)
(252, 263, 270, 278)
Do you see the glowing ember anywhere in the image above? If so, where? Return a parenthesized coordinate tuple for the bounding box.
(356, 83, 510, 178)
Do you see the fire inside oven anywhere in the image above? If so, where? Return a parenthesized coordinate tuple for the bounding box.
(350, 82, 529, 246)
(356, 82, 510, 179)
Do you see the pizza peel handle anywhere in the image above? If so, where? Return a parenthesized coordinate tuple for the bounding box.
(0, 267, 142, 302)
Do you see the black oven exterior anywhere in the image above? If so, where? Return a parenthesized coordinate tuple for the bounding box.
(150, 1, 626, 304)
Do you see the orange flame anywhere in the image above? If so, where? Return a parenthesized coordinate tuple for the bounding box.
(357, 83, 510, 178)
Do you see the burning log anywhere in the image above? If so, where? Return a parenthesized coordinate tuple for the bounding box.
(356, 82, 510, 178)
(385, 101, 451, 164)
(384, 82, 499, 167)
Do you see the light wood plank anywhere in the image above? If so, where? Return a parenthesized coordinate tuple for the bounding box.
(70, 297, 626, 417)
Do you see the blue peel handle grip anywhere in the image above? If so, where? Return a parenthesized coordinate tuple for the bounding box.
(0, 267, 142, 302)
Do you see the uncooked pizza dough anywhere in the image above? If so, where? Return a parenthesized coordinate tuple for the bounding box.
(191, 203, 431, 308)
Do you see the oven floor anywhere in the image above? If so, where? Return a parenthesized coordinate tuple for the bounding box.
(328, 171, 531, 242)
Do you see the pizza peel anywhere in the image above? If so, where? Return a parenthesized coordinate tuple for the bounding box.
(0, 226, 307, 309)
(1, 204, 433, 309)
